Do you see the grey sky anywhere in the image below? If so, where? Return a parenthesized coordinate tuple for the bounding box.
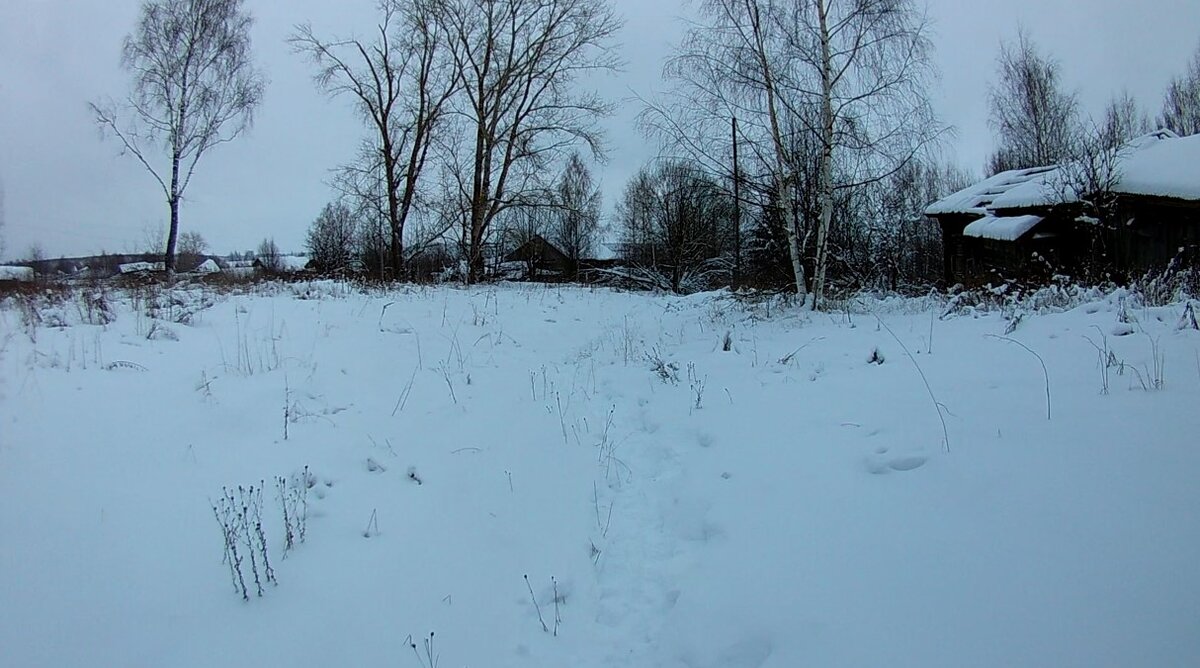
(1, 0, 1198, 260)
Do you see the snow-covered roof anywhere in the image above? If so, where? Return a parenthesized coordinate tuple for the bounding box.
(590, 241, 622, 261)
(986, 170, 1066, 210)
(195, 259, 221, 274)
(276, 255, 310, 272)
(924, 166, 1055, 216)
(253, 255, 311, 272)
(926, 130, 1200, 216)
(0, 265, 35, 281)
(224, 266, 256, 278)
(962, 215, 1045, 241)
(119, 261, 166, 274)
(1117, 131, 1200, 200)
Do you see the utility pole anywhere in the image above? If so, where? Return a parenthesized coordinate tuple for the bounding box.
(732, 116, 742, 290)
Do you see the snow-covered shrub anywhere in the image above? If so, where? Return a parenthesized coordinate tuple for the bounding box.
(587, 261, 729, 295)
(8, 286, 88, 339)
(288, 279, 352, 301)
(645, 347, 679, 384)
(77, 288, 115, 325)
(1129, 258, 1198, 307)
(130, 282, 215, 325)
(940, 280, 1103, 320)
(153, 286, 214, 324)
(145, 321, 178, 341)
(728, 289, 799, 322)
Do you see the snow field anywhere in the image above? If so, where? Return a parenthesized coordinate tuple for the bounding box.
(1, 282, 1199, 667)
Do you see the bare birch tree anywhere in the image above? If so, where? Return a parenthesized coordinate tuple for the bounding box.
(647, 0, 808, 297)
(651, 0, 942, 307)
(986, 29, 1078, 174)
(291, 0, 457, 277)
(551, 152, 602, 278)
(91, 0, 265, 274)
(1159, 43, 1200, 137)
(435, 0, 622, 283)
(1100, 91, 1152, 150)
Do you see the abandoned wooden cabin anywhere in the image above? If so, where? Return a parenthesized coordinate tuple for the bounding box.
(925, 130, 1200, 285)
(504, 234, 571, 278)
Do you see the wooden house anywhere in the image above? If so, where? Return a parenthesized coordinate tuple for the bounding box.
(503, 234, 570, 278)
(252, 255, 313, 276)
(926, 131, 1200, 285)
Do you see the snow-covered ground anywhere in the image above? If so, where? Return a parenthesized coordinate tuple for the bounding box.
(2, 282, 1198, 667)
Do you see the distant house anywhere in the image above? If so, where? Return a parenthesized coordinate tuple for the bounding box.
(221, 259, 257, 279)
(6, 253, 224, 280)
(0, 266, 35, 282)
(407, 242, 456, 281)
(253, 255, 312, 275)
(579, 241, 626, 272)
(925, 130, 1200, 284)
(194, 259, 221, 274)
(117, 255, 224, 276)
(119, 261, 167, 275)
(504, 235, 569, 278)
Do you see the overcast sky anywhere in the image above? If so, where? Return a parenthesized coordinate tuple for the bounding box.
(1, 0, 1198, 260)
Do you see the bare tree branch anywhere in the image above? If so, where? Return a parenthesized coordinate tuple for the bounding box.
(290, 0, 458, 278)
(435, 0, 623, 283)
(646, 0, 946, 306)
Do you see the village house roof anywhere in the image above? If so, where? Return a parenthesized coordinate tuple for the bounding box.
(924, 165, 1057, 216)
(276, 255, 311, 272)
(504, 235, 568, 264)
(926, 130, 1200, 219)
(119, 261, 166, 274)
(1115, 131, 1200, 201)
(195, 259, 221, 273)
(253, 255, 311, 272)
(0, 266, 35, 282)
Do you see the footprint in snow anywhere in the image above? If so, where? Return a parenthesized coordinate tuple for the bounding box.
(864, 446, 929, 474)
(888, 455, 928, 471)
(365, 457, 387, 473)
(681, 636, 773, 668)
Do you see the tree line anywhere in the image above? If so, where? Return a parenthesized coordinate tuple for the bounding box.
(87, 0, 1200, 300)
